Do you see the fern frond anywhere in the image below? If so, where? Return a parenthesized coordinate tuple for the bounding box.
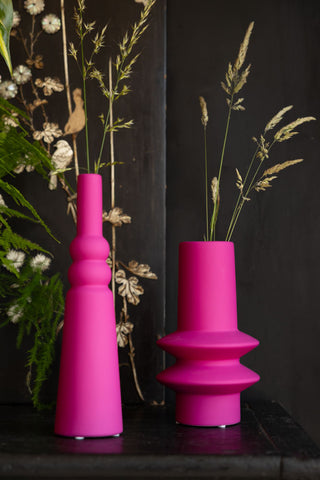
(0, 97, 28, 121)
(0, 117, 53, 178)
(0, 205, 42, 224)
(24, 273, 64, 409)
(0, 179, 57, 241)
(0, 228, 48, 254)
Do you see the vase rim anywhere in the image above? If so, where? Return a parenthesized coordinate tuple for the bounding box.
(78, 173, 102, 177)
(179, 241, 234, 245)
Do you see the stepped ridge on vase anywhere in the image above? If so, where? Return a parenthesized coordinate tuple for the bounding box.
(157, 241, 259, 427)
(55, 174, 123, 438)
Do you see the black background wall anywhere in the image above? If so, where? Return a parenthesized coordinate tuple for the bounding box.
(166, 0, 320, 446)
(1, 0, 320, 448)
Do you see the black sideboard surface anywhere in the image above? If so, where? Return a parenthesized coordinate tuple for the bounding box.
(0, 401, 319, 479)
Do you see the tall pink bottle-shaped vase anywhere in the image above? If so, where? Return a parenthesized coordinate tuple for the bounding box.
(157, 241, 259, 427)
(55, 174, 123, 438)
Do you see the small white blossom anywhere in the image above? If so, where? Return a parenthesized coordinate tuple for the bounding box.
(14, 163, 35, 174)
(7, 304, 23, 324)
(30, 254, 51, 272)
(41, 14, 61, 34)
(35, 77, 64, 96)
(0, 81, 18, 100)
(24, 0, 45, 15)
(4, 113, 19, 128)
(5, 250, 25, 271)
(13, 65, 32, 85)
(33, 122, 63, 144)
(12, 11, 21, 28)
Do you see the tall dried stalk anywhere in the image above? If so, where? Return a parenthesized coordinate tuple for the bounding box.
(108, 56, 144, 402)
(109, 57, 116, 303)
(200, 22, 315, 242)
(60, 0, 79, 178)
(199, 23, 253, 240)
(123, 298, 145, 402)
(199, 96, 209, 240)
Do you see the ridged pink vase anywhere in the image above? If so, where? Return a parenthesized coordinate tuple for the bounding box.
(157, 241, 259, 427)
(55, 174, 123, 438)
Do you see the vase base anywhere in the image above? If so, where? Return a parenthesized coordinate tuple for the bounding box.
(176, 392, 240, 427)
(74, 435, 121, 439)
(55, 431, 123, 439)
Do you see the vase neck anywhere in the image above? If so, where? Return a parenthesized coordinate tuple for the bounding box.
(77, 174, 103, 236)
(177, 242, 238, 332)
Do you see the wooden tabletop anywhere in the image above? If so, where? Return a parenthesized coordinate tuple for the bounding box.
(0, 401, 319, 479)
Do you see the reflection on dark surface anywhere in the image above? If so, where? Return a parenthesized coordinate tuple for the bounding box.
(173, 424, 243, 455)
(0, 403, 286, 456)
(55, 435, 124, 454)
(0, 402, 319, 480)
(0, 403, 276, 456)
(117, 403, 273, 456)
(1, 399, 320, 480)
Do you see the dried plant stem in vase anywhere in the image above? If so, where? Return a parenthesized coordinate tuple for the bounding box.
(199, 22, 315, 241)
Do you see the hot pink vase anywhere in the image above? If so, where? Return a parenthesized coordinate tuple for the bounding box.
(157, 241, 259, 427)
(55, 174, 123, 438)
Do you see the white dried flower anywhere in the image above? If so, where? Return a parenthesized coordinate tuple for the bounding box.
(33, 122, 63, 143)
(13, 65, 32, 85)
(42, 14, 61, 34)
(35, 77, 64, 96)
(0, 194, 7, 207)
(103, 207, 132, 227)
(30, 254, 51, 272)
(24, 0, 45, 16)
(0, 81, 18, 100)
(7, 304, 23, 324)
(12, 11, 21, 27)
(14, 163, 35, 174)
(5, 250, 25, 271)
(3, 113, 19, 128)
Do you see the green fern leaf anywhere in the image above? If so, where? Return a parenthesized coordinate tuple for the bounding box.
(0, 0, 13, 75)
(0, 179, 58, 241)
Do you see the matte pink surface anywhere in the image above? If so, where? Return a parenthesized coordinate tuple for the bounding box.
(157, 241, 259, 426)
(55, 174, 123, 437)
